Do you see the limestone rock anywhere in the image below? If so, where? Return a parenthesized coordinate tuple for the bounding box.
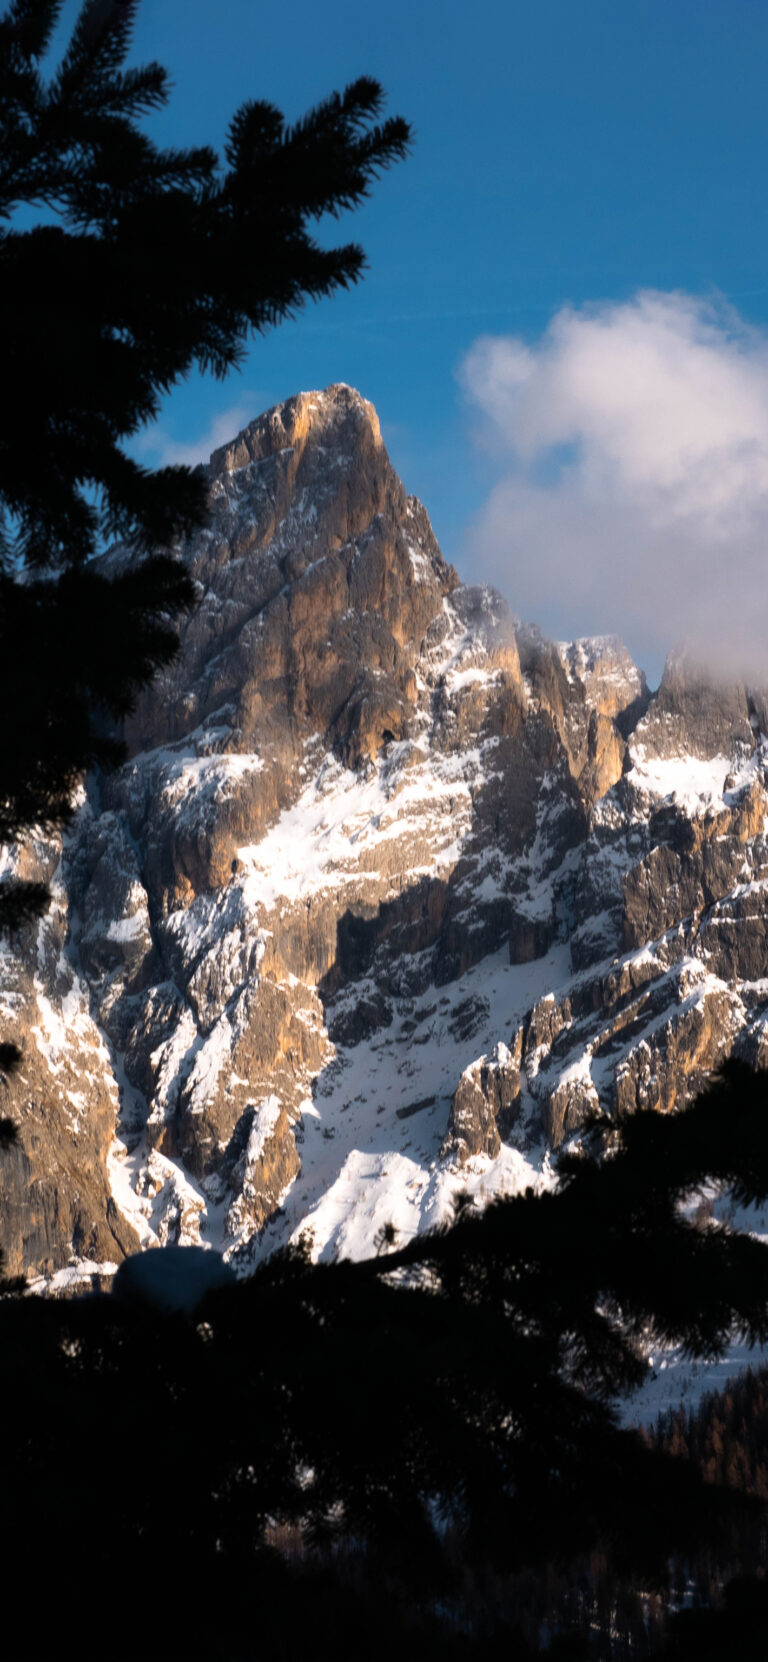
(442, 1037, 523, 1165)
(0, 840, 140, 1276)
(3, 384, 768, 1277)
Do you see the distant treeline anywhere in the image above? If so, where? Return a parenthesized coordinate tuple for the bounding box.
(650, 1364, 768, 1499)
(481, 1367, 768, 1658)
(392, 1368, 768, 1657)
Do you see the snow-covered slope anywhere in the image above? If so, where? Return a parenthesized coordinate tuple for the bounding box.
(2, 386, 768, 1323)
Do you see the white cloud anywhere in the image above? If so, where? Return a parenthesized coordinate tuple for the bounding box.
(135, 395, 260, 469)
(458, 292, 768, 681)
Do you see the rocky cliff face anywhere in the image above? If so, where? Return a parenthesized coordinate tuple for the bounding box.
(2, 384, 767, 1280)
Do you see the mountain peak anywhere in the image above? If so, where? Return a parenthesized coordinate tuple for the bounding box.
(5, 384, 768, 1349)
(208, 384, 382, 480)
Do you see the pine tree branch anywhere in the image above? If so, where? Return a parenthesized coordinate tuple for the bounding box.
(0, 12, 412, 571)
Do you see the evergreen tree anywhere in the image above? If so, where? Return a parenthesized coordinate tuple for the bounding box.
(1, 1062, 767, 1657)
(0, 0, 409, 886)
(0, 0, 410, 1133)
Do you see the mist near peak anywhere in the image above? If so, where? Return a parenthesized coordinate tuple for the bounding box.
(459, 291, 768, 686)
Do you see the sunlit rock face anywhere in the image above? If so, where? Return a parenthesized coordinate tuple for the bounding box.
(2, 383, 768, 1279)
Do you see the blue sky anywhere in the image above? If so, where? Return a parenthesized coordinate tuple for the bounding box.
(45, 1, 768, 682)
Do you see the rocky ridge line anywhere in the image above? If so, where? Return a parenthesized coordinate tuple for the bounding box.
(0, 385, 766, 1279)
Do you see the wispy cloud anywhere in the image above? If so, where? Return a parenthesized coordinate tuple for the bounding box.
(135, 396, 260, 469)
(458, 292, 768, 680)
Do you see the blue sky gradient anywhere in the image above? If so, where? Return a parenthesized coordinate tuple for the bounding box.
(41, 2, 768, 679)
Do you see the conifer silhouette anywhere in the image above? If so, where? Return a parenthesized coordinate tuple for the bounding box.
(1, 1062, 767, 1657)
(0, 0, 410, 1196)
(0, 0, 410, 887)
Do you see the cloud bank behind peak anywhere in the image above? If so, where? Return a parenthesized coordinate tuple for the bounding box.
(459, 291, 768, 684)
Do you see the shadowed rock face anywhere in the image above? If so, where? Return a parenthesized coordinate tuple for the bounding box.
(2, 384, 768, 1278)
(0, 839, 140, 1278)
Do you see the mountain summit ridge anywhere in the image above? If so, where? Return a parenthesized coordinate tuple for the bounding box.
(2, 385, 768, 1284)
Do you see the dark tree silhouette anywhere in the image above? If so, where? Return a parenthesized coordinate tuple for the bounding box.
(1, 1062, 767, 1657)
(0, 0, 410, 1131)
(0, 0, 410, 875)
(0, 0, 411, 575)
